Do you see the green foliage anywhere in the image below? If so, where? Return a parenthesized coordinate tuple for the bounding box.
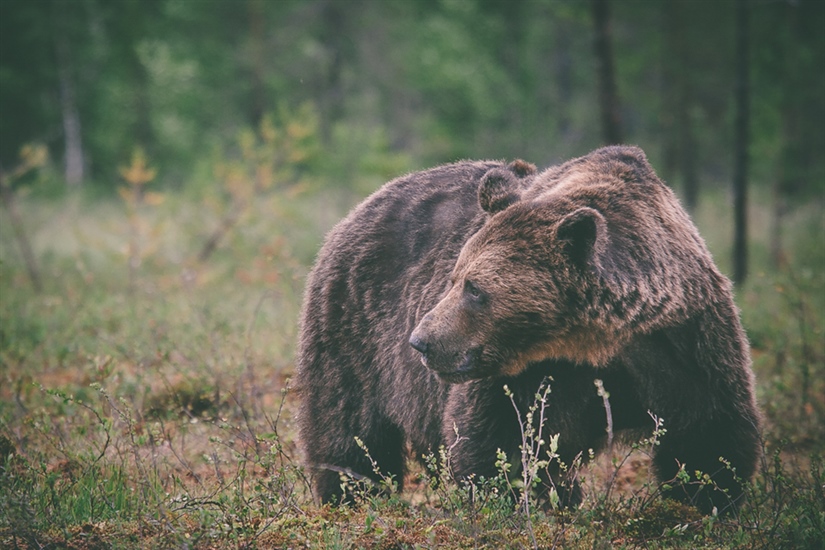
(737, 449, 825, 549)
(0, 394, 142, 545)
(2, 0, 823, 200)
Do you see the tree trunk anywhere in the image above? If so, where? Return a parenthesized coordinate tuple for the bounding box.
(660, 0, 699, 210)
(680, 106, 699, 212)
(53, 4, 84, 186)
(0, 169, 43, 292)
(555, 24, 573, 141)
(319, 0, 346, 144)
(732, 0, 750, 285)
(771, 0, 805, 270)
(247, 0, 267, 127)
(592, 0, 623, 145)
(770, 187, 787, 269)
(659, 2, 678, 184)
(501, 1, 529, 154)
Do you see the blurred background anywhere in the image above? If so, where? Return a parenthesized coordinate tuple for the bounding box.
(2, 0, 823, 201)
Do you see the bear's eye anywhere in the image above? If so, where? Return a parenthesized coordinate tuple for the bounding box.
(464, 280, 483, 301)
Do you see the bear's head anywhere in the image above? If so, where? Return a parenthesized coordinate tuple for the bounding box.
(410, 146, 721, 383)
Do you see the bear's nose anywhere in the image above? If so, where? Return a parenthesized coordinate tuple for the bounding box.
(409, 334, 429, 355)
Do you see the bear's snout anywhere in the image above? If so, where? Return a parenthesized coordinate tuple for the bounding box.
(409, 333, 429, 357)
(410, 312, 435, 362)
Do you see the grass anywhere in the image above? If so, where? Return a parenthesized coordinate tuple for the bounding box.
(1, 177, 823, 548)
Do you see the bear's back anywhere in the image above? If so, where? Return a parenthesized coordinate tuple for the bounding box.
(296, 161, 505, 453)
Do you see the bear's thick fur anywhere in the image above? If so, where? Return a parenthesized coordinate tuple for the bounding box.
(296, 146, 760, 514)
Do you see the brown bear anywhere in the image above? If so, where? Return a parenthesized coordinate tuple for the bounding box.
(295, 146, 761, 515)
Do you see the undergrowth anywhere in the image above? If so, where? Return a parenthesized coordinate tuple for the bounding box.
(0, 137, 823, 548)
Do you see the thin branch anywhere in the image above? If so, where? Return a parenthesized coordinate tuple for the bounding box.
(0, 171, 43, 292)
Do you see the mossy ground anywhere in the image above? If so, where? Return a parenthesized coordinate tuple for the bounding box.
(1, 184, 823, 548)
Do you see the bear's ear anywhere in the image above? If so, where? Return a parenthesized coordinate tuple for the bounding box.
(479, 168, 520, 213)
(507, 158, 537, 178)
(556, 207, 607, 272)
(588, 145, 655, 184)
(479, 163, 532, 214)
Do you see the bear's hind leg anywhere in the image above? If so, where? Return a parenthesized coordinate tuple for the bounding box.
(308, 420, 406, 505)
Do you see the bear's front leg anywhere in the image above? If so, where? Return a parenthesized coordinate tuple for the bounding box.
(443, 377, 520, 485)
(443, 364, 604, 509)
(652, 413, 760, 515)
(618, 320, 761, 516)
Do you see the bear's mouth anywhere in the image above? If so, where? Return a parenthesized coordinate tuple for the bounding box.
(423, 346, 488, 383)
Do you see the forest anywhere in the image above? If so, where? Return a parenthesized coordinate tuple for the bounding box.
(1, 0, 823, 547)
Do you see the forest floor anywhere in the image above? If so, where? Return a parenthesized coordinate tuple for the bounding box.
(0, 184, 823, 549)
